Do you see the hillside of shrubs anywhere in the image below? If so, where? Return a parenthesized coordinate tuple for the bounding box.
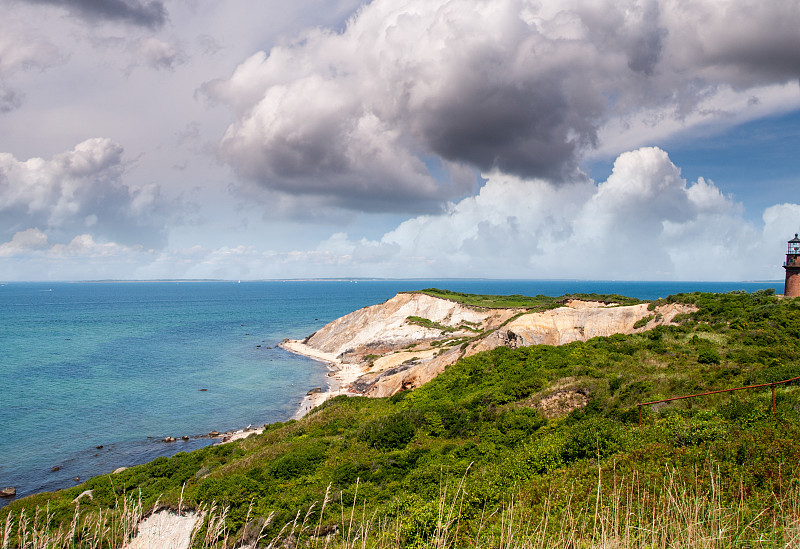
(3, 289, 800, 548)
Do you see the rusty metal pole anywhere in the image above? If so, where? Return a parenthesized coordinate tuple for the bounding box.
(636, 376, 800, 426)
(772, 384, 776, 417)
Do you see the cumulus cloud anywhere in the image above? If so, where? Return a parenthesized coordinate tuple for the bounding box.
(5, 147, 792, 281)
(0, 229, 136, 258)
(0, 138, 167, 248)
(303, 148, 798, 281)
(0, 228, 49, 255)
(21, 0, 167, 28)
(0, 229, 155, 280)
(204, 0, 800, 213)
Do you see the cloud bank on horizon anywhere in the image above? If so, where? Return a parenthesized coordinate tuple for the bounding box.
(1, 0, 799, 281)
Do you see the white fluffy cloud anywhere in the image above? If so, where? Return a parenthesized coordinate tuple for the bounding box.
(205, 0, 800, 213)
(5, 147, 793, 281)
(304, 147, 799, 281)
(0, 138, 166, 247)
(0, 230, 156, 280)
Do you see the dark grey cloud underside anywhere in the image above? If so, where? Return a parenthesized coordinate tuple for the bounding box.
(420, 75, 601, 181)
(23, 0, 166, 27)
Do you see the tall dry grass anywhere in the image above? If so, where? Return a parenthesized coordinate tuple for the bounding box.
(3, 465, 799, 549)
(1, 489, 142, 549)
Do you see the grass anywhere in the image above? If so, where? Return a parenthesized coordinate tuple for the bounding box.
(406, 288, 644, 310)
(5, 465, 800, 548)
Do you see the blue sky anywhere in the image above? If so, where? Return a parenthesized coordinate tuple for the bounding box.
(584, 109, 800, 224)
(1, 0, 799, 282)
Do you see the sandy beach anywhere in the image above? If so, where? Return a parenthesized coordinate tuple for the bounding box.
(280, 339, 367, 418)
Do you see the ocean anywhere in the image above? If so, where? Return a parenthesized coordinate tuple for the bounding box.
(0, 279, 783, 507)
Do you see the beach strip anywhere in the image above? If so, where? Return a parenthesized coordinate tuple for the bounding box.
(280, 339, 367, 418)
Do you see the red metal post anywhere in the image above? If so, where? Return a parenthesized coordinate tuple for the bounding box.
(636, 375, 800, 421)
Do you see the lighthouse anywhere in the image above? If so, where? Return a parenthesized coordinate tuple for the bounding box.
(785, 234, 800, 297)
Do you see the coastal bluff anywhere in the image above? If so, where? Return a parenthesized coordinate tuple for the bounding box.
(282, 291, 694, 406)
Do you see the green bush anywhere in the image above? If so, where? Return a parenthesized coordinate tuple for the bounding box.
(561, 417, 627, 462)
(698, 349, 722, 364)
(633, 315, 654, 329)
(360, 413, 416, 450)
(268, 442, 327, 480)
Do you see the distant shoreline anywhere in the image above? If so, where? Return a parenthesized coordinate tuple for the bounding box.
(0, 278, 785, 284)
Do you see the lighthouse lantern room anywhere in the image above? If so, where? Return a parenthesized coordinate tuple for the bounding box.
(784, 234, 800, 297)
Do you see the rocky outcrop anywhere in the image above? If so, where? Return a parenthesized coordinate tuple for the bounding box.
(283, 292, 696, 404)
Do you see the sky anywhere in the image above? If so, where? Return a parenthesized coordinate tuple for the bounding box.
(1, 0, 799, 282)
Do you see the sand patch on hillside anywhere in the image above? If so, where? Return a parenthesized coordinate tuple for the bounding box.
(123, 510, 202, 549)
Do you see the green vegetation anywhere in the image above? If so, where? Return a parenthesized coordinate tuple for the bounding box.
(406, 316, 482, 334)
(3, 289, 800, 548)
(410, 287, 643, 309)
(406, 315, 459, 333)
(632, 314, 654, 329)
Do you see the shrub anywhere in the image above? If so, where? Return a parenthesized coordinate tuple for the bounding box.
(561, 417, 628, 462)
(698, 349, 722, 364)
(268, 442, 327, 480)
(634, 315, 654, 329)
(360, 413, 416, 450)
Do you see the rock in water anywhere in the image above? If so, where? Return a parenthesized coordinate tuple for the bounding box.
(0, 487, 15, 498)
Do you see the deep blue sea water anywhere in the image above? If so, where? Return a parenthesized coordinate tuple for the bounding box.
(0, 279, 783, 507)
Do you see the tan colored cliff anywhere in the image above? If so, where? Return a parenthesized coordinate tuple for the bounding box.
(282, 293, 695, 405)
(297, 292, 521, 363)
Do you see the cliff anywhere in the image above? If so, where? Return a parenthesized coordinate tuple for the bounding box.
(282, 292, 695, 403)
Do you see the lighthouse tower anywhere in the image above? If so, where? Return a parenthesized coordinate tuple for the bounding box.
(785, 234, 800, 297)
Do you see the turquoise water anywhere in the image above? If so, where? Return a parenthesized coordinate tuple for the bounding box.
(0, 279, 782, 506)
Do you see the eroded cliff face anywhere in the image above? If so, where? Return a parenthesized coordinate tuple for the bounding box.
(469, 301, 690, 352)
(300, 292, 520, 363)
(283, 293, 696, 401)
